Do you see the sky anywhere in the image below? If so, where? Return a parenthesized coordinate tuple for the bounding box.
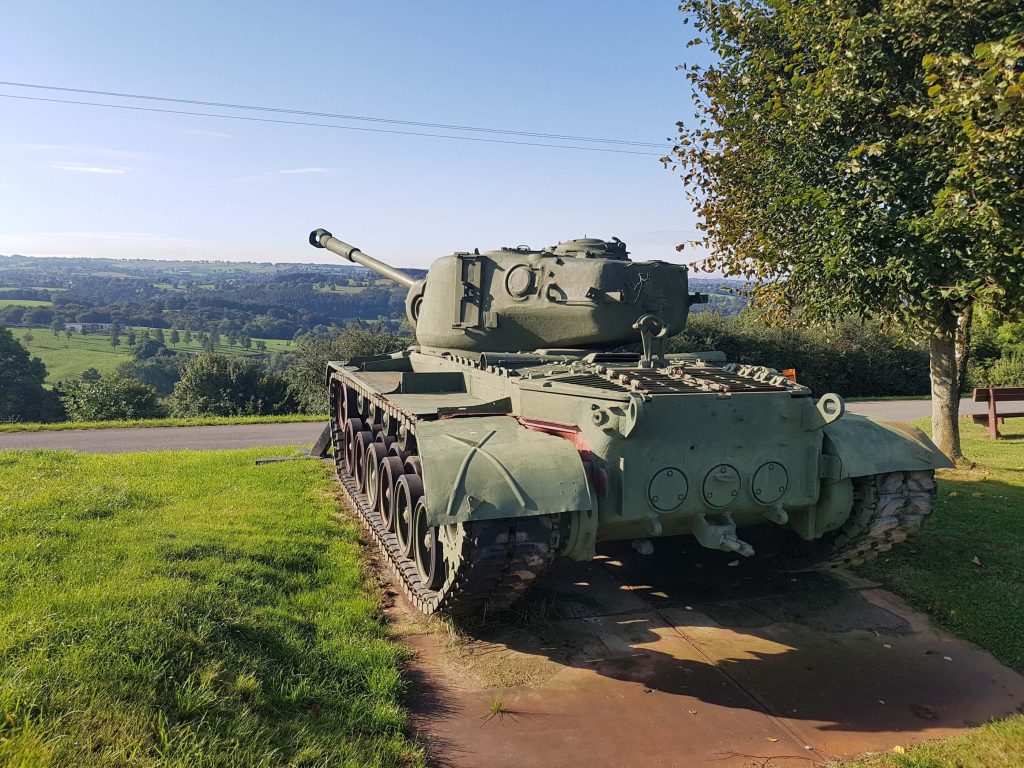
(0, 1, 708, 269)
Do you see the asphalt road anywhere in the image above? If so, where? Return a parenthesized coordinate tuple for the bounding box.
(0, 398, 985, 454)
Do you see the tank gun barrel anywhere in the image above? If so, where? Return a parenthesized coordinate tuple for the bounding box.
(309, 228, 417, 289)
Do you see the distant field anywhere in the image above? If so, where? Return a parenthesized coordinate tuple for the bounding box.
(11, 328, 292, 382)
(0, 298, 53, 307)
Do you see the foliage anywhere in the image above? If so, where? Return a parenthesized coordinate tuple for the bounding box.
(286, 322, 411, 414)
(0, 448, 422, 766)
(670, 311, 930, 397)
(169, 353, 297, 417)
(115, 354, 185, 396)
(60, 374, 164, 421)
(673, 0, 1024, 458)
(0, 326, 64, 423)
(974, 352, 1024, 387)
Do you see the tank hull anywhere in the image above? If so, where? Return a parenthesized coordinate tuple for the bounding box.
(326, 347, 949, 615)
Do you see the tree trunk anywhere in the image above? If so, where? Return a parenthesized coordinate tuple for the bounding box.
(930, 313, 963, 462)
(955, 302, 973, 392)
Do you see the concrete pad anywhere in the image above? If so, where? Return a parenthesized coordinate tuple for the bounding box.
(395, 537, 1024, 768)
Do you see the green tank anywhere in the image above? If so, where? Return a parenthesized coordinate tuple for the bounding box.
(310, 228, 952, 616)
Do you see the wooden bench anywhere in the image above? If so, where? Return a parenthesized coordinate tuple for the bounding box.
(972, 386, 1024, 438)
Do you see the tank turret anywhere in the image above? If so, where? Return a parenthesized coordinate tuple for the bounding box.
(310, 228, 704, 354)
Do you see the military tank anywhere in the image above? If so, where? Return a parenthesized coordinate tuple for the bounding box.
(310, 228, 952, 617)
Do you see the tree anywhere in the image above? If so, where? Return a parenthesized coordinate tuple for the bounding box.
(50, 318, 62, 337)
(110, 324, 121, 349)
(61, 374, 163, 421)
(154, 327, 165, 344)
(126, 329, 137, 347)
(169, 353, 296, 416)
(241, 334, 252, 350)
(285, 323, 410, 413)
(183, 329, 193, 346)
(170, 328, 180, 346)
(0, 326, 65, 423)
(673, 0, 1023, 460)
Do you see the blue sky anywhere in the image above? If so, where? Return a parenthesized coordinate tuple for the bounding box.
(0, 1, 706, 268)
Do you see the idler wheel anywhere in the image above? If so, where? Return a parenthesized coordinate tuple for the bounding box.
(394, 474, 424, 559)
(363, 443, 388, 511)
(413, 498, 444, 591)
(342, 418, 365, 477)
(352, 430, 375, 491)
(378, 456, 405, 531)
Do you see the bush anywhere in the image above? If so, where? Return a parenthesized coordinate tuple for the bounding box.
(286, 323, 410, 414)
(975, 353, 1024, 388)
(60, 375, 163, 421)
(169, 353, 297, 417)
(669, 311, 930, 397)
(115, 354, 184, 396)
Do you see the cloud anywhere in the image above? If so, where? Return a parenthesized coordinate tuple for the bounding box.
(178, 128, 232, 139)
(237, 166, 343, 182)
(1, 143, 150, 160)
(47, 162, 131, 175)
(277, 167, 339, 175)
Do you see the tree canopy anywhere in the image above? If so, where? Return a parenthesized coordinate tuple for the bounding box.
(673, 0, 1023, 459)
(0, 326, 64, 423)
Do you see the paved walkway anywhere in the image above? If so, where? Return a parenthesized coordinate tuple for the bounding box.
(399, 540, 1024, 767)
(0, 399, 984, 453)
(0, 421, 326, 453)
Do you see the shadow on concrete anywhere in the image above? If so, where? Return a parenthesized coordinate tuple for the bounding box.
(450, 536, 1023, 739)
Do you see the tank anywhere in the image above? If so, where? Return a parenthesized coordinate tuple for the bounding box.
(310, 228, 953, 616)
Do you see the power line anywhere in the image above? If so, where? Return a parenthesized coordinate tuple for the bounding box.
(0, 93, 669, 157)
(0, 80, 673, 150)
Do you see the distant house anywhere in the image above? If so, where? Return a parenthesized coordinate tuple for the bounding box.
(64, 323, 113, 334)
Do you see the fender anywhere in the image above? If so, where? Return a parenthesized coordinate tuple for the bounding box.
(823, 414, 954, 478)
(415, 415, 594, 527)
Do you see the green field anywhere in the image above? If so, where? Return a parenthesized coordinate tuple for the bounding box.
(10, 328, 291, 382)
(0, 447, 421, 767)
(0, 299, 53, 308)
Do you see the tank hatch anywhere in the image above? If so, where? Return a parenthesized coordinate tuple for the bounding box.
(549, 237, 629, 260)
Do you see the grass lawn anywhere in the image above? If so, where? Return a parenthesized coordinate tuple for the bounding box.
(0, 448, 421, 767)
(10, 328, 291, 383)
(0, 414, 326, 433)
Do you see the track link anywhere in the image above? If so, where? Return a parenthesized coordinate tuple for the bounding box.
(819, 469, 936, 569)
(329, 375, 559, 617)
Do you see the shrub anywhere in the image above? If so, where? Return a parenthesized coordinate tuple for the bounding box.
(169, 353, 296, 417)
(286, 323, 410, 414)
(669, 311, 930, 397)
(60, 375, 163, 421)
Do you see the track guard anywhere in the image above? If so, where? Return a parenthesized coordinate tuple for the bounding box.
(415, 416, 594, 527)
(823, 414, 954, 478)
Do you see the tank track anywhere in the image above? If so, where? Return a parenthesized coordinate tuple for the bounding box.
(329, 375, 559, 617)
(807, 469, 936, 570)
